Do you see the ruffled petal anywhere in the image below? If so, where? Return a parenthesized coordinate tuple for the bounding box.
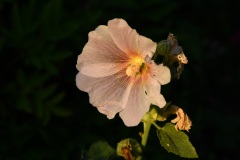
(97, 104, 121, 119)
(77, 68, 136, 119)
(93, 80, 134, 119)
(138, 35, 157, 59)
(76, 25, 128, 70)
(108, 18, 156, 60)
(76, 72, 95, 92)
(119, 78, 151, 126)
(108, 18, 138, 54)
(151, 63, 171, 85)
(80, 62, 126, 77)
(145, 76, 166, 108)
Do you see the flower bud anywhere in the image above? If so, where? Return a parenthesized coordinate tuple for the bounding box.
(155, 40, 171, 56)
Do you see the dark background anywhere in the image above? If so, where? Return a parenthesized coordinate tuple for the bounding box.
(0, 0, 239, 159)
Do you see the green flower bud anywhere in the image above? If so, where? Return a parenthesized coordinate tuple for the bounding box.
(155, 40, 171, 56)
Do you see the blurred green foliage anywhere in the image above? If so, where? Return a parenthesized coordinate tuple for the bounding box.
(0, 0, 239, 160)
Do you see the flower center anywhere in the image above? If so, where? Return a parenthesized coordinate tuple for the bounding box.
(126, 57, 147, 77)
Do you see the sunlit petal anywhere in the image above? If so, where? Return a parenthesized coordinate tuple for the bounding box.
(80, 63, 126, 77)
(119, 79, 151, 126)
(76, 72, 95, 92)
(108, 18, 138, 54)
(146, 76, 166, 108)
(138, 35, 157, 58)
(151, 63, 171, 85)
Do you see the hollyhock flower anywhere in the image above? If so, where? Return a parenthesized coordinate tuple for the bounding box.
(76, 18, 171, 126)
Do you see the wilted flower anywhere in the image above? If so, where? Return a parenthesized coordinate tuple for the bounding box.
(171, 106, 192, 131)
(160, 104, 192, 131)
(76, 18, 170, 126)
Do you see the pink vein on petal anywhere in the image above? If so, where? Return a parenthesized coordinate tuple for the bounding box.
(80, 63, 126, 77)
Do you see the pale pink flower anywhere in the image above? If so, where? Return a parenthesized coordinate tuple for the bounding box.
(76, 18, 171, 126)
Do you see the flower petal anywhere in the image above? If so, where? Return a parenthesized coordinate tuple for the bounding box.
(146, 76, 166, 108)
(108, 18, 138, 54)
(151, 63, 171, 85)
(77, 68, 136, 119)
(119, 78, 151, 126)
(97, 104, 121, 119)
(138, 35, 157, 58)
(93, 80, 134, 119)
(76, 72, 95, 92)
(108, 18, 156, 57)
(76, 25, 127, 70)
(80, 63, 126, 77)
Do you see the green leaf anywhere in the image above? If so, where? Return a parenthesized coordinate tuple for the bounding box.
(88, 141, 115, 160)
(157, 123, 198, 158)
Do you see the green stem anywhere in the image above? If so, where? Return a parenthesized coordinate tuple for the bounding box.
(141, 120, 152, 147)
(137, 120, 152, 160)
(152, 121, 161, 130)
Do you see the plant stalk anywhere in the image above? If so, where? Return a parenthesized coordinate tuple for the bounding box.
(136, 119, 152, 160)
